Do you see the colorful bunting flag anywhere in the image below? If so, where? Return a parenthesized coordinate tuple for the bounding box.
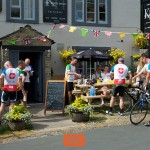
(59, 24, 66, 28)
(52, 24, 56, 30)
(69, 26, 77, 32)
(47, 30, 52, 38)
(39, 36, 47, 42)
(105, 31, 112, 38)
(93, 30, 100, 37)
(132, 34, 138, 39)
(24, 37, 31, 45)
(8, 40, 16, 45)
(81, 28, 88, 37)
(118, 33, 126, 38)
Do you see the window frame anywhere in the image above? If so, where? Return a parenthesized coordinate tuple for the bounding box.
(72, 0, 111, 27)
(6, 0, 39, 24)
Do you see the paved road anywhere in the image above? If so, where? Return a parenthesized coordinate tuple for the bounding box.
(0, 125, 150, 150)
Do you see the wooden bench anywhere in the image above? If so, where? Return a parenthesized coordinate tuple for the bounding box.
(72, 90, 82, 98)
(82, 95, 111, 104)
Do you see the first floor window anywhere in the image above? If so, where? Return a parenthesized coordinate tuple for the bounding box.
(7, 0, 38, 23)
(73, 0, 111, 26)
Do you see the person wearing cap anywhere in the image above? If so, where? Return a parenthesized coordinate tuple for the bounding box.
(106, 58, 132, 116)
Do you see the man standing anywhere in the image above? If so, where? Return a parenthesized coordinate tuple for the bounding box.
(16, 60, 26, 107)
(65, 57, 81, 104)
(0, 61, 25, 123)
(106, 58, 132, 116)
(23, 58, 34, 103)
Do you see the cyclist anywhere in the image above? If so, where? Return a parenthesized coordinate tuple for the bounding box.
(106, 58, 132, 116)
(133, 53, 150, 126)
(0, 61, 25, 124)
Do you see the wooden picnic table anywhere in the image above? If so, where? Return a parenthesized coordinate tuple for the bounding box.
(73, 80, 130, 105)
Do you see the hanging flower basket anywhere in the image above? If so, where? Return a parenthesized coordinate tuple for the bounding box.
(59, 49, 76, 64)
(134, 33, 148, 49)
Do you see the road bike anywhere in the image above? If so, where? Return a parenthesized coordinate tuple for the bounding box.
(130, 91, 150, 125)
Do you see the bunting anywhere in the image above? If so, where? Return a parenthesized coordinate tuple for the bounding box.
(59, 24, 67, 29)
(118, 33, 126, 38)
(39, 36, 47, 42)
(69, 26, 77, 32)
(132, 34, 138, 39)
(52, 24, 56, 30)
(81, 28, 88, 37)
(105, 31, 112, 38)
(93, 30, 100, 37)
(24, 37, 31, 45)
(8, 40, 16, 45)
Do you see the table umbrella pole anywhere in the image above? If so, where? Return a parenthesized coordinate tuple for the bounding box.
(90, 57, 91, 80)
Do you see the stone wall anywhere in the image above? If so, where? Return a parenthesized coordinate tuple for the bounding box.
(45, 49, 51, 81)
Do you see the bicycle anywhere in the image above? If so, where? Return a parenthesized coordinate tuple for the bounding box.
(130, 91, 150, 125)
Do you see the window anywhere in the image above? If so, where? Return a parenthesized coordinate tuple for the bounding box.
(6, 0, 39, 23)
(75, 0, 84, 22)
(24, 0, 35, 20)
(72, 0, 111, 27)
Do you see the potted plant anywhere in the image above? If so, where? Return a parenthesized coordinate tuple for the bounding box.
(134, 33, 148, 49)
(59, 48, 76, 64)
(2, 104, 32, 131)
(65, 97, 93, 122)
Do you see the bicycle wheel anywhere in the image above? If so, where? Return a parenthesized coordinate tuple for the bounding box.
(113, 91, 132, 113)
(130, 99, 148, 125)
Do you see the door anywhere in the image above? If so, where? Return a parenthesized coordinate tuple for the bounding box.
(9, 51, 19, 67)
(19, 52, 44, 103)
(9, 50, 44, 103)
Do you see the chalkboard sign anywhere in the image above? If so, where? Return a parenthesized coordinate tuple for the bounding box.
(43, 0, 67, 23)
(44, 80, 65, 115)
(141, 0, 150, 33)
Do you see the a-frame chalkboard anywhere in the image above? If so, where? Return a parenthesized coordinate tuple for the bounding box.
(44, 80, 66, 115)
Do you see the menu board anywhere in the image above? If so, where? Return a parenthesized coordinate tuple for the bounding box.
(44, 80, 65, 115)
(43, 0, 67, 23)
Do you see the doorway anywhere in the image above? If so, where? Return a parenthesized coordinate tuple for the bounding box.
(9, 51, 44, 103)
(19, 52, 44, 103)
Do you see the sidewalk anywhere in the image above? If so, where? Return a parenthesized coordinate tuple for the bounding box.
(28, 103, 80, 132)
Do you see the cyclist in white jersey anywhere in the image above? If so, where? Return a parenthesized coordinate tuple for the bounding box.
(106, 58, 132, 116)
(65, 57, 81, 104)
(0, 61, 25, 124)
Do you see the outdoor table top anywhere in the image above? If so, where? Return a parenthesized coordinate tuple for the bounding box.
(75, 82, 114, 88)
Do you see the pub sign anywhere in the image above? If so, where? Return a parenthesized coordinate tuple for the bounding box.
(43, 0, 67, 23)
(141, 0, 150, 33)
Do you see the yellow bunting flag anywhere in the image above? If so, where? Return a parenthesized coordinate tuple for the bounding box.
(69, 26, 77, 32)
(118, 32, 126, 38)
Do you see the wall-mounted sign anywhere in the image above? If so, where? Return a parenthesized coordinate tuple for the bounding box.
(0, 0, 2, 12)
(43, 0, 67, 23)
(141, 0, 150, 33)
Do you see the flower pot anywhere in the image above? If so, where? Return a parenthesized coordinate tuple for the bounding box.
(8, 121, 27, 131)
(71, 112, 90, 122)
